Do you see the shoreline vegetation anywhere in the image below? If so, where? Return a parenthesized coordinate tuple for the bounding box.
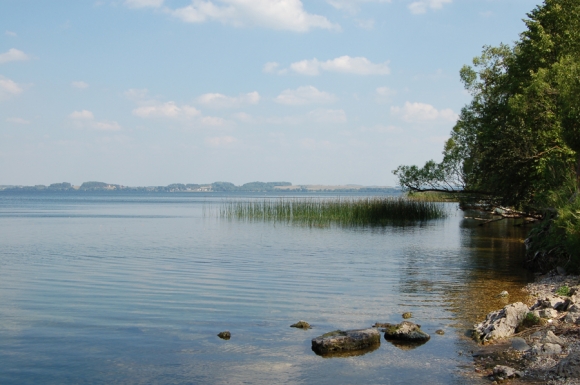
(393, 0, 580, 274)
(210, 197, 447, 227)
(0, 181, 399, 194)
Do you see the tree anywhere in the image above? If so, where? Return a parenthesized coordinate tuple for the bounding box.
(394, 0, 580, 210)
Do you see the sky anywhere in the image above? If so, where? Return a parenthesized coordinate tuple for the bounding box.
(1, 0, 540, 187)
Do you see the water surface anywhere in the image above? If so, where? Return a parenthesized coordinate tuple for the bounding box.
(0, 192, 533, 384)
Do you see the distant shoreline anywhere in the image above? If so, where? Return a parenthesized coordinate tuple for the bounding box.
(0, 181, 399, 194)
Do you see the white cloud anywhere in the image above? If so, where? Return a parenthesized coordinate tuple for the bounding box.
(308, 108, 347, 123)
(275, 86, 336, 106)
(71, 81, 89, 89)
(0, 48, 30, 64)
(356, 18, 375, 29)
(327, 0, 390, 13)
(92, 121, 122, 131)
(375, 86, 396, 103)
(6, 117, 30, 125)
(201, 116, 228, 126)
(205, 135, 236, 147)
(196, 91, 260, 108)
(5, 31, 17, 37)
(125, 0, 164, 8)
(132, 101, 201, 118)
(390, 102, 458, 122)
(69, 110, 122, 131)
(169, 0, 338, 32)
(262, 61, 280, 73)
(69, 110, 95, 120)
(124, 88, 149, 101)
(0, 76, 23, 97)
(408, 0, 451, 14)
(289, 56, 390, 76)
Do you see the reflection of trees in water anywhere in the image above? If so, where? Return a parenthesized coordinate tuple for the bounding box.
(398, 216, 534, 331)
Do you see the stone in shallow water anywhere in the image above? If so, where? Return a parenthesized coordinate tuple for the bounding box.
(290, 320, 311, 329)
(380, 321, 430, 342)
(402, 312, 412, 319)
(217, 331, 231, 340)
(311, 328, 380, 356)
(473, 302, 528, 343)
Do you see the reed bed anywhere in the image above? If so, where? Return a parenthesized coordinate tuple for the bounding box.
(214, 197, 446, 227)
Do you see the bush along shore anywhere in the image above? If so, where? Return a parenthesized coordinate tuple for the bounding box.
(213, 197, 447, 227)
(470, 271, 580, 384)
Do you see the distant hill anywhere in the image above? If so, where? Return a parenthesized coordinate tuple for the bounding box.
(0, 181, 398, 193)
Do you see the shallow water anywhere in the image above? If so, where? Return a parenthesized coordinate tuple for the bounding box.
(0, 192, 533, 384)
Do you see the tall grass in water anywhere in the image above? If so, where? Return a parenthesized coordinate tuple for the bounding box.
(217, 197, 446, 227)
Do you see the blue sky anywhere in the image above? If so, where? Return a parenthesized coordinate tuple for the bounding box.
(1, 0, 539, 186)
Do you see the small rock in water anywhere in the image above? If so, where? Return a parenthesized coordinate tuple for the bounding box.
(435, 329, 445, 335)
(290, 320, 311, 329)
(217, 331, 231, 340)
(402, 312, 412, 319)
(382, 321, 430, 342)
(499, 291, 509, 297)
(493, 365, 523, 379)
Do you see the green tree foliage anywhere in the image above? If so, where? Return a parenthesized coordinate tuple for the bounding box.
(394, 0, 580, 209)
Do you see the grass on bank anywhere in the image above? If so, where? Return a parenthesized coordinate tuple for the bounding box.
(211, 197, 447, 227)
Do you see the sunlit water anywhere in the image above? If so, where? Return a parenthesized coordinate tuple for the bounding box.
(0, 192, 534, 384)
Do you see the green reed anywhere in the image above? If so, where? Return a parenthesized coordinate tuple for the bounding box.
(214, 197, 446, 227)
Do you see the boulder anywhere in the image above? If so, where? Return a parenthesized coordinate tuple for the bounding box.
(473, 302, 529, 343)
(311, 328, 380, 355)
(557, 351, 580, 378)
(381, 321, 430, 342)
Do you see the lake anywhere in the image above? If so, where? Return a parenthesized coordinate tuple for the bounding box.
(0, 191, 533, 384)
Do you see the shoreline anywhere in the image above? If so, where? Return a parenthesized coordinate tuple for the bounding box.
(471, 271, 580, 384)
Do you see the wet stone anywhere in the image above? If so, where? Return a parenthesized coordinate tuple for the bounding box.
(217, 331, 231, 340)
(435, 329, 445, 335)
(290, 320, 311, 329)
(511, 337, 530, 352)
(381, 321, 430, 342)
(402, 312, 412, 319)
(311, 328, 380, 356)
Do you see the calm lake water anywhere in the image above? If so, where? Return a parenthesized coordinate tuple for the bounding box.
(0, 192, 534, 384)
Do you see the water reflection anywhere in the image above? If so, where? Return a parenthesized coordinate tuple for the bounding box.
(314, 344, 380, 358)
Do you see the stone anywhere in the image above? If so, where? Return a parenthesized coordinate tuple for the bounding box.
(539, 308, 558, 319)
(532, 343, 562, 356)
(311, 328, 380, 355)
(511, 337, 530, 352)
(492, 365, 523, 379)
(564, 304, 580, 324)
(542, 330, 566, 346)
(382, 321, 430, 342)
(217, 331, 231, 340)
(531, 295, 569, 311)
(435, 329, 445, 335)
(499, 291, 509, 297)
(556, 351, 580, 378)
(290, 320, 311, 329)
(473, 302, 529, 343)
(402, 312, 412, 319)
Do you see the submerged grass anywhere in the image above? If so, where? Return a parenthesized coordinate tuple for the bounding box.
(214, 197, 447, 227)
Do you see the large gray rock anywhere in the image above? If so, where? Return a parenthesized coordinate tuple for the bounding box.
(557, 351, 580, 378)
(311, 328, 380, 355)
(473, 302, 529, 343)
(379, 321, 430, 342)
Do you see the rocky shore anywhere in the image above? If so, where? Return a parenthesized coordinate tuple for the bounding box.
(471, 271, 580, 384)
